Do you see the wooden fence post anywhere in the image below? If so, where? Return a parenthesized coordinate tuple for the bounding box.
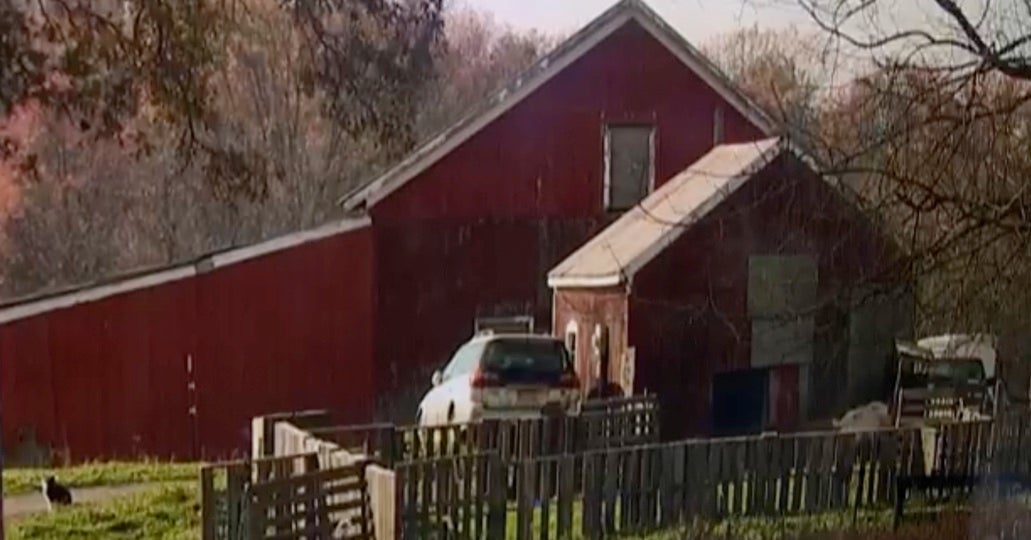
(487, 453, 507, 539)
(557, 455, 575, 537)
(303, 454, 322, 537)
(378, 425, 398, 467)
(200, 467, 216, 540)
(226, 463, 247, 540)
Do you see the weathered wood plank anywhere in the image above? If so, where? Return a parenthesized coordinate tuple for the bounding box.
(539, 458, 552, 540)
(603, 451, 619, 533)
(556, 455, 574, 538)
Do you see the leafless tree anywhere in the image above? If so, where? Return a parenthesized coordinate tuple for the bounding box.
(740, 0, 1031, 395)
(414, 6, 560, 139)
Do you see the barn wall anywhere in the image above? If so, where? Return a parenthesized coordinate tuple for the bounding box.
(0, 225, 375, 462)
(552, 287, 628, 393)
(370, 21, 766, 417)
(193, 226, 375, 458)
(630, 155, 902, 438)
(372, 217, 609, 421)
(0, 276, 197, 462)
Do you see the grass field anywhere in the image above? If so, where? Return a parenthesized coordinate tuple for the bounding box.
(3, 461, 201, 496)
(6, 482, 200, 540)
(6, 483, 1028, 540)
(619, 502, 1031, 539)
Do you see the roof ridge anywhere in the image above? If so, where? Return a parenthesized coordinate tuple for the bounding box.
(340, 0, 780, 211)
(0, 215, 371, 322)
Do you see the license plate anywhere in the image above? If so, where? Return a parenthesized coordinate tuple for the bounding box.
(516, 389, 540, 401)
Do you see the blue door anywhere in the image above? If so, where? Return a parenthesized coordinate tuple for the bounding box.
(712, 369, 768, 436)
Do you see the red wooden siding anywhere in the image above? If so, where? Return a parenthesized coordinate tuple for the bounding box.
(0, 277, 196, 460)
(376, 23, 763, 221)
(370, 21, 766, 418)
(629, 154, 896, 437)
(769, 365, 800, 432)
(1, 225, 374, 462)
(193, 227, 374, 457)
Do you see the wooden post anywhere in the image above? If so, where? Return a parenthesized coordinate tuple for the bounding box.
(227, 464, 246, 540)
(515, 460, 534, 540)
(892, 477, 907, 530)
(303, 454, 322, 537)
(487, 453, 508, 539)
(557, 455, 575, 537)
(379, 425, 398, 467)
(200, 467, 216, 540)
(359, 464, 372, 540)
(395, 466, 408, 540)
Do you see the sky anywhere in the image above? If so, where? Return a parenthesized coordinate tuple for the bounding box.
(462, 0, 812, 42)
(459, 0, 972, 88)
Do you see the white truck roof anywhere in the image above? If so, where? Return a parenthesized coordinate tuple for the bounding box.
(916, 333, 998, 379)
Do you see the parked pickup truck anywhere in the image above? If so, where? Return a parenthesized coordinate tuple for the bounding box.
(893, 337, 996, 426)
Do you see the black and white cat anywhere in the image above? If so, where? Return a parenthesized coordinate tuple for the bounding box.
(41, 476, 73, 510)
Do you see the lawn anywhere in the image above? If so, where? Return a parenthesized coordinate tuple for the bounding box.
(621, 503, 1031, 540)
(3, 461, 201, 496)
(6, 482, 200, 540)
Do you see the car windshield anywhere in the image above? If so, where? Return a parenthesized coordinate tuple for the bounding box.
(481, 338, 571, 377)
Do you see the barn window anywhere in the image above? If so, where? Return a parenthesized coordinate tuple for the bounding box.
(604, 124, 654, 211)
(713, 107, 725, 145)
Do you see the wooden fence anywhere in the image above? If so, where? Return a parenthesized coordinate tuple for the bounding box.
(391, 415, 1031, 540)
(201, 420, 382, 540)
(307, 394, 660, 467)
(200, 452, 374, 540)
(206, 402, 1031, 539)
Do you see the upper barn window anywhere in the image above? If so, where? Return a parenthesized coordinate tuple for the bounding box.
(604, 124, 655, 211)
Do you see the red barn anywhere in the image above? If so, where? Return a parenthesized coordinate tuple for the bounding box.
(549, 139, 910, 439)
(0, 218, 373, 462)
(341, 0, 779, 419)
(2, 0, 895, 459)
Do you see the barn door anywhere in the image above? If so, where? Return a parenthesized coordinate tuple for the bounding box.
(711, 369, 769, 436)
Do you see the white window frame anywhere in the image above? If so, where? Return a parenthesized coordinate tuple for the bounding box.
(564, 320, 579, 358)
(603, 123, 656, 211)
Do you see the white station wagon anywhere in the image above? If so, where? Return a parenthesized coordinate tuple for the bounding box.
(416, 333, 582, 426)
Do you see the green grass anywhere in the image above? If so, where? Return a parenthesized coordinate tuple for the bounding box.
(621, 509, 896, 539)
(3, 461, 201, 496)
(6, 482, 200, 540)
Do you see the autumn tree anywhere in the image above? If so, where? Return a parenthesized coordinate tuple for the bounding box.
(0, 1, 554, 299)
(0, 0, 446, 199)
(703, 26, 826, 132)
(415, 6, 559, 138)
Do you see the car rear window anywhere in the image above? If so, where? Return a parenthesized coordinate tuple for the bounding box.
(481, 339, 571, 378)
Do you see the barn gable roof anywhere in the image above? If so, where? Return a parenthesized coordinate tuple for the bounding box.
(547, 137, 793, 289)
(0, 216, 371, 325)
(339, 0, 780, 211)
